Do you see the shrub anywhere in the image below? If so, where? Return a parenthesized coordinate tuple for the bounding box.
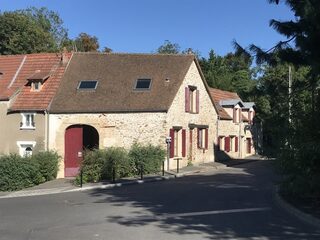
(31, 151, 60, 181)
(79, 149, 105, 183)
(0, 154, 43, 191)
(129, 143, 166, 175)
(76, 148, 133, 184)
(101, 147, 133, 180)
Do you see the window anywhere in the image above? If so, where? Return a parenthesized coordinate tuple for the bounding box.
(78, 80, 98, 90)
(134, 79, 152, 90)
(17, 141, 36, 157)
(185, 86, 199, 113)
(169, 128, 186, 158)
(20, 113, 35, 129)
(197, 128, 208, 149)
(233, 107, 241, 123)
(248, 110, 254, 124)
(32, 81, 42, 91)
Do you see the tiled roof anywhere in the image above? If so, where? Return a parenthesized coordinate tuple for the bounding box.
(0, 55, 25, 100)
(0, 53, 71, 111)
(209, 88, 241, 120)
(50, 53, 195, 113)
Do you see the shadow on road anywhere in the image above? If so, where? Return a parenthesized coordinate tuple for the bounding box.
(88, 161, 320, 239)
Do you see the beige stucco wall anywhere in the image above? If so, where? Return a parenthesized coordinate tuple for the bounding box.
(49, 112, 167, 178)
(165, 61, 218, 169)
(0, 101, 46, 156)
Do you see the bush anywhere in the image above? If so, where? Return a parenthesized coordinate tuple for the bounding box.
(79, 149, 105, 183)
(129, 143, 166, 175)
(0, 154, 43, 191)
(77, 147, 133, 184)
(31, 151, 60, 181)
(101, 147, 133, 180)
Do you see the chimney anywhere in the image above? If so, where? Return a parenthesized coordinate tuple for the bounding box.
(61, 47, 69, 65)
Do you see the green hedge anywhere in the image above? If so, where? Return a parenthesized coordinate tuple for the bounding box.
(0, 151, 60, 191)
(129, 143, 165, 175)
(31, 151, 60, 181)
(77, 144, 166, 184)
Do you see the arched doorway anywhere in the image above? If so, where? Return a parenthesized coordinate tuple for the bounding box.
(64, 124, 99, 177)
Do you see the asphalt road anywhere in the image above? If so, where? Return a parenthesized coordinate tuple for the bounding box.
(0, 161, 319, 240)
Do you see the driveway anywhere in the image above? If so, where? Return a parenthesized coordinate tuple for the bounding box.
(0, 160, 319, 239)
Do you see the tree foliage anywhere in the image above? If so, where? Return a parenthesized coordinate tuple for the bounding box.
(0, 7, 68, 54)
(74, 32, 100, 52)
(236, 0, 320, 199)
(199, 50, 255, 99)
(157, 40, 180, 54)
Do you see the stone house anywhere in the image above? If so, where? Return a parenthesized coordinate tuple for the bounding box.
(0, 53, 70, 157)
(209, 88, 259, 159)
(48, 53, 218, 178)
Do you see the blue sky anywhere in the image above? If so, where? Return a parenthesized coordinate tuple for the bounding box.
(1, 0, 295, 58)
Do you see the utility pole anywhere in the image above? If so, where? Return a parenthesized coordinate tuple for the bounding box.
(288, 65, 292, 125)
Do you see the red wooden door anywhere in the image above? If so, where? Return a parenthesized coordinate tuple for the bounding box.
(65, 126, 83, 177)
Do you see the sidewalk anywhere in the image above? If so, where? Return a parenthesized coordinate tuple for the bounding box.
(0, 156, 262, 199)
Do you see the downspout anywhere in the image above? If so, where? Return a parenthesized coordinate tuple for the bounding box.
(45, 110, 49, 151)
(239, 118, 242, 159)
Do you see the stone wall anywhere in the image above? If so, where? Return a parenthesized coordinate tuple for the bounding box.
(165, 61, 218, 169)
(49, 112, 167, 178)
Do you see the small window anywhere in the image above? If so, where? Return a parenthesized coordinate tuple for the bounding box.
(17, 141, 36, 157)
(20, 113, 36, 129)
(32, 81, 42, 91)
(134, 79, 151, 90)
(78, 80, 98, 90)
(197, 128, 208, 149)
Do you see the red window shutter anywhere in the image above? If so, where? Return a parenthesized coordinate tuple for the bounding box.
(205, 128, 208, 149)
(185, 87, 190, 112)
(197, 128, 200, 148)
(182, 129, 186, 157)
(235, 136, 238, 152)
(196, 90, 199, 113)
(170, 129, 175, 158)
(225, 136, 230, 152)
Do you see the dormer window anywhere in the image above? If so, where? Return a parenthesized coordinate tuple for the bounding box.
(233, 106, 241, 123)
(134, 79, 152, 90)
(32, 81, 42, 91)
(27, 71, 50, 92)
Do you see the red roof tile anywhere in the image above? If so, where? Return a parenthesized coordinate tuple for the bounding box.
(209, 88, 241, 120)
(0, 53, 71, 111)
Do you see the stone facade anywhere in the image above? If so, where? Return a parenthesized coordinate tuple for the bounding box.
(49, 60, 218, 178)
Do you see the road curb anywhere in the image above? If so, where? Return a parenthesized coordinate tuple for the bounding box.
(0, 171, 200, 199)
(273, 186, 320, 229)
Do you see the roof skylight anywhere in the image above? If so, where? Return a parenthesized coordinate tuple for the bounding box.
(77, 80, 98, 90)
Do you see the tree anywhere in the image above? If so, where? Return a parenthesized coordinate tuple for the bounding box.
(199, 50, 255, 99)
(157, 40, 180, 54)
(0, 7, 68, 54)
(234, 0, 320, 198)
(74, 33, 100, 52)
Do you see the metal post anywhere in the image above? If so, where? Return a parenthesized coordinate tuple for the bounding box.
(167, 142, 170, 171)
(80, 169, 83, 188)
(162, 160, 165, 176)
(140, 164, 143, 180)
(177, 158, 179, 173)
(112, 167, 115, 183)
